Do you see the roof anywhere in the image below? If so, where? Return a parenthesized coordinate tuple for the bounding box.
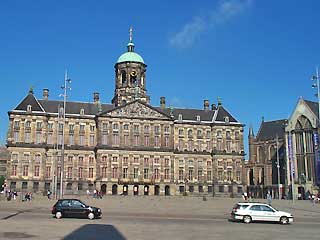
(256, 119, 287, 141)
(10, 93, 241, 125)
(304, 99, 318, 118)
(117, 52, 144, 64)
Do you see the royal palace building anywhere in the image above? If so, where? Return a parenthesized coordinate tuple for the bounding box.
(6, 30, 245, 196)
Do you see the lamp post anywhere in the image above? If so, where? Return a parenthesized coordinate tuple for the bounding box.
(276, 134, 281, 200)
(59, 70, 71, 199)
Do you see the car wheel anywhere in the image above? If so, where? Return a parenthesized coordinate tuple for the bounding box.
(280, 216, 289, 224)
(243, 215, 252, 224)
(88, 212, 95, 220)
(55, 212, 62, 219)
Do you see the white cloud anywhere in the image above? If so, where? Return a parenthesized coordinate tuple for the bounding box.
(169, 0, 253, 48)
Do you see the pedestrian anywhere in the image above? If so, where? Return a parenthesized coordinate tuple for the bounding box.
(93, 189, 97, 198)
(86, 189, 90, 198)
(267, 191, 272, 205)
(47, 189, 51, 199)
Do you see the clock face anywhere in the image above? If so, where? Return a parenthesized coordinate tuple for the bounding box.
(130, 71, 137, 77)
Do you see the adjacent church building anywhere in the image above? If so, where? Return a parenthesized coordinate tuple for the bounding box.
(6, 29, 245, 196)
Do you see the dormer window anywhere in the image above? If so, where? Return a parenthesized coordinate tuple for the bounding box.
(224, 116, 229, 123)
(59, 107, 64, 116)
(196, 115, 200, 122)
(80, 108, 85, 115)
(27, 105, 32, 112)
(178, 114, 183, 121)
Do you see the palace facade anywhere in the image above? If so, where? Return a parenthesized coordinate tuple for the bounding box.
(6, 30, 245, 196)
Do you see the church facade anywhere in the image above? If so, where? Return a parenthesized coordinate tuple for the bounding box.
(6, 30, 245, 196)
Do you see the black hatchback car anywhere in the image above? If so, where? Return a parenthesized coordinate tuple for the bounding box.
(52, 199, 102, 220)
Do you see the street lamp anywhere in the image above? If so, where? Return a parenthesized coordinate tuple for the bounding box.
(276, 134, 281, 200)
(59, 70, 71, 199)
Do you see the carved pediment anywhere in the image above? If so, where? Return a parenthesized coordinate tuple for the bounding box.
(106, 101, 170, 120)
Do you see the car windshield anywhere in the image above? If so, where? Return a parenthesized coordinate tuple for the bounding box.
(233, 204, 249, 210)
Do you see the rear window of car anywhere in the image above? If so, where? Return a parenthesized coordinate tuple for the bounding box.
(234, 204, 249, 210)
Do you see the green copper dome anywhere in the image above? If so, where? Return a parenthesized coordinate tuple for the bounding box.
(117, 51, 145, 64)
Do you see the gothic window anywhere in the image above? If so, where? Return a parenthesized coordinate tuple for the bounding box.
(258, 146, 265, 163)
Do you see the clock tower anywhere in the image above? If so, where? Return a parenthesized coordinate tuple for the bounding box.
(112, 27, 150, 107)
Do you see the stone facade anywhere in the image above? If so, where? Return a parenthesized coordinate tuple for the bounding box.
(5, 31, 245, 196)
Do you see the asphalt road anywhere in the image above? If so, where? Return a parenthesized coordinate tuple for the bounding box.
(0, 196, 320, 240)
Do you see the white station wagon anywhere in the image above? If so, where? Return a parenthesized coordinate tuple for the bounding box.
(230, 202, 293, 224)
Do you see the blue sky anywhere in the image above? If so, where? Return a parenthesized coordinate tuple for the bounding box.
(0, 0, 319, 157)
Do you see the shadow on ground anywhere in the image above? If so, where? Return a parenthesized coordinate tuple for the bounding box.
(63, 224, 126, 240)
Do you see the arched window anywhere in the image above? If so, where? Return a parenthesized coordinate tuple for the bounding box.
(121, 70, 126, 85)
(269, 145, 276, 160)
(27, 105, 32, 112)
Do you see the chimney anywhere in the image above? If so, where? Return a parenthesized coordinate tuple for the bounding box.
(211, 103, 216, 110)
(94, 92, 100, 103)
(43, 88, 49, 100)
(160, 96, 166, 109)
(204, 100, 209, 110)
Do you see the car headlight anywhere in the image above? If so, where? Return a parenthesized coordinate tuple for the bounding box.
(98, 209, 101, 212)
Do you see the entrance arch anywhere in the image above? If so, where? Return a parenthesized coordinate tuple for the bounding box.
(123, 185, 128, 195)
(144, 185, 149, 195)
(101, 184, 107, 195)
(165, 185, 170, 196)
(133, 185, 139, 195)
(112, 184, 118, 195)
(154, 185, 160, 196)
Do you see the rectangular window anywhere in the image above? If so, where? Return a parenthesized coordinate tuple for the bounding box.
(164, 158, 169, 166)
(90, 125, 95, 132)
(124, 135, 129, 146)
(154, 168, 160, 179)
(69, 124, 74, 132)
(179, 169, 184, 181)
(197, 140, 202, 151)
(165, 136, 169, 147)
(58, 134, 63, 145)
(112, 167, 118, 178)
(207, 171, 212, 181)
(78, 167, 83, 178)
(164, 126, 169, 133)
(90, 135, 94, 146)
(89, 168, 94, 178)
(217, 139, 222, 151)
(23, 165, 29, 176)
(37, 122, 42, 130)
(102, 134, 108, 145)
(14, 120, 20, 128)
(227, 171, 232, 181)
(218, 171, 223, 181)
(67, 167, 72, 178)
(154, 158, 159, 164)
(144, 168, 149, 179)
(123, 168, 128, 178)
(34, 166, 40, 177)
(25, 132, 30, 143)
(12, 165, 17, 176)
(112, 156, 118, 163)
(134, 135, 139, 146)
(155, 136, 160, 147)
(144, 125, 149, 133)
(236, 171, 241, 182)
(133, 168, 139, 178)
(134, 157, 139, 163)
(80, 124, 85, 132)
(113, 134, 119, 145)
(102, 123, 107, 131)
(46, 166, 51, 178)
(198, 170, 203, 181)
(179, 139, 184, 150)
(179, 129, 184, 136)
(188, 169, 193, 181)
(78, 156, 84, 165)
(36, 132, 41, 144)
(80, 135, 85, 145)
(101, 167, 107, 178)
(69, 134, 74, 145)
(123, 157, 128, 165)
(48, 123, 53, 131)
(188, 140, 193, 151)
(89, 157, 94, 164)
(101, 156, 107, 162)
(133, 125, 139, 133)
(164, 169, 169, 180)
(144, 135, 149, 146)
(47, 133, 53, 144)
(13, 131, 20, 142)
(68, 156, 73, 163)
(154, 126, 160, 135)
(144, 158, 149, 166)
(57, 167, 61, 178)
